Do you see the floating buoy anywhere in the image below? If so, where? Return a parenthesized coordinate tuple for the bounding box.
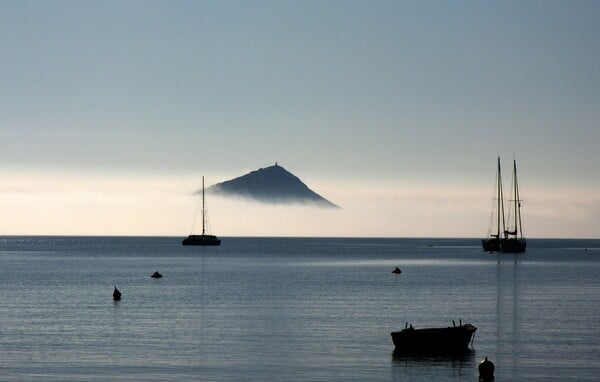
(478, 357, 495, 381)
(151, 271, 163, 278)
(113, 287, 121, 301)
(391, 267, 401, 274)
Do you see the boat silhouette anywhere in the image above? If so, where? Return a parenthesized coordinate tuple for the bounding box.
(112, 287, 121, 301)
(391, 321, 476, 353)
(182, 176, 221, 246)
(482, 157, 526, 253)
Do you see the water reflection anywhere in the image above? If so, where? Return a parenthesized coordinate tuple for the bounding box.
(391, 349, 476, 380)
(392, 349, 475, 364)
(496, 252, 520, 372)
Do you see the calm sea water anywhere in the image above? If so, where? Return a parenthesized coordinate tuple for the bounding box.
(0, 236, 598, 381)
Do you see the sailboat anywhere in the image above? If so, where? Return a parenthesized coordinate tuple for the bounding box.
(182, 176, 221, 246)
(482, 157, 526, 253)
(502, 159, 526, 253)
(482, 157, 505, 252)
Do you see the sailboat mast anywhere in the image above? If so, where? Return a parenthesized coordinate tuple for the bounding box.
(512, 161, 517, 238)
(513, 160, 523, 239)
(496, 157, 506, 239)
(496, 158, 501, 239)
(202, 176, 206, 235)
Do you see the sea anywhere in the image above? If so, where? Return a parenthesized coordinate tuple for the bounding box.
(0, 236, 598, 382)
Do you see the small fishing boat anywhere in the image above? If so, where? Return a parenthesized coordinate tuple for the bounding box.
(391, 321, 476, 353)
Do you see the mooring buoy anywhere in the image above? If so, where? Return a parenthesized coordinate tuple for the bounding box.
(478, 357, 495, 381)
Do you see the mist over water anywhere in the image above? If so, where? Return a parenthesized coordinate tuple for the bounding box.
(0, 170, 599, 238)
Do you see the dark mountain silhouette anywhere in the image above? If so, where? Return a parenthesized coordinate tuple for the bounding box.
(206, 163, 339, 208)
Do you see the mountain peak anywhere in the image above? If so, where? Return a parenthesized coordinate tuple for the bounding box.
(208, 164, 339, 208)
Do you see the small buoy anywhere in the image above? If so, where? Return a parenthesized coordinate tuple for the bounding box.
(478, 357, 495, 381)
(113, 287, 121, 301)
(392, 267, 401, 274)
(151, 271, 163, 278)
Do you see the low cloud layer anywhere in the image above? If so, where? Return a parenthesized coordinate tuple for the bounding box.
(0, 171, 598, 238)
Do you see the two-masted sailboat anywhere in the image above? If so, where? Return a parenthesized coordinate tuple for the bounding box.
(182, 176, 221, 246)
(482, 157, 526, 253)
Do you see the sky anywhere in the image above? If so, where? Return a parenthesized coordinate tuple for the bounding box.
(1, 0, 598, 238)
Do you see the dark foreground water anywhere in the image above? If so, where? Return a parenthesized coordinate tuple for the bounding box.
(0, 237, 598, 381)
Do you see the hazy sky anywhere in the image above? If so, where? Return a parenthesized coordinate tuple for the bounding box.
(1, 1, 598, 238)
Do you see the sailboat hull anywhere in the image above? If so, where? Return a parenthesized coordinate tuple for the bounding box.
(482, 238, 501, 252)
(482, 238, 526, 253)
(181, 234, 221, 246)
(501, 238, 526, 253)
